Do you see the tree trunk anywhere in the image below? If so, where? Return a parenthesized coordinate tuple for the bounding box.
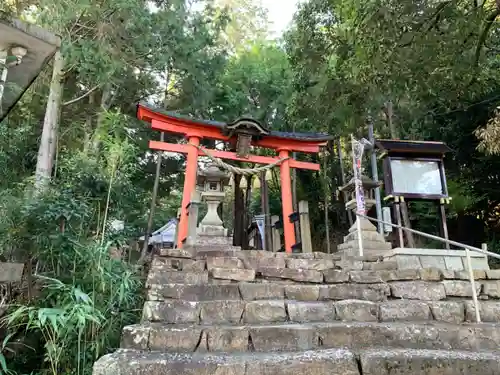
(233, 175, 244, 246)
(34, 50, 64, 191)
(140, 73, 171, 261)
(91, 83, 113, 153)
(243, 184, 252, 249)
(83, 91, 95, 153)
(140, 132, 164, 263)
(385, 101, 399, 139)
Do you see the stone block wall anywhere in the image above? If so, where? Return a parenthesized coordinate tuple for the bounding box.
(145, 248, 500, 326)
(384, 248, 489, 271)
(93, 247, 500, 375)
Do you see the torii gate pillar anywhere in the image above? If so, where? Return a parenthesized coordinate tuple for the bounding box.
(279, 149, 296, 252)
(177, 136, 200, 247)
(137, 102, 333, 252)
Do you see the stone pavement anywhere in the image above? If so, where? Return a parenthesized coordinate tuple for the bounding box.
(93, 247, 500, 375)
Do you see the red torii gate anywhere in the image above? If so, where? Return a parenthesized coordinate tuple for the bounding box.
(137, 103, 333, 252)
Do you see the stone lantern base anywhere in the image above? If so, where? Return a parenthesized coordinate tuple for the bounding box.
(337, 216, 392, 257)
(198, 192, 227, 238)
(198, 225, 228, 237)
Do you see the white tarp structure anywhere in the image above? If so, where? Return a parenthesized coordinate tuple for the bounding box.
(140, 218, 177, 245)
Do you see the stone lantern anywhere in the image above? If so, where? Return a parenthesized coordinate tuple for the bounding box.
(340, 175, 379, 214)
(0, 17, 61, 121)
(337, 175, 392, 257)
(196, 163, 230, 237)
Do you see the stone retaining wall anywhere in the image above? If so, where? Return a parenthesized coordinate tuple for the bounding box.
(94, 347, 500, 375)
(143, 248, 500, 327)
(144, 286, 500, 324)
(91, 247, 500, 375)
(384, 248, 489, 271)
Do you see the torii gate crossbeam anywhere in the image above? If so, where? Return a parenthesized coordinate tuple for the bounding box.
(137, 103, 334, 252)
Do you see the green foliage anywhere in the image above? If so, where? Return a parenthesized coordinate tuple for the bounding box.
(3, 0, 500, 372)
(5, 245, 142, 375)
(0, 0, 236, 371)
(0, 110, 153, 374)
(283, 0, 500, 249)
(213, 0, 270, 51)
(0, 185, 143, 374)
(211, 42, 292, 127)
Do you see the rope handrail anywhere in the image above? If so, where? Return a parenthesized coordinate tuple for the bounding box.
(355, 212, 489, 323)
(355, 212, 500, 260)
(189, 142, 289, 176)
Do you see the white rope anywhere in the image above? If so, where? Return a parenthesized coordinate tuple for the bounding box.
(190, 142, 288, 176)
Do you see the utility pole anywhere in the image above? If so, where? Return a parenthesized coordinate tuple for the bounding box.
(292, 121, 300, 244)
(383, 100, 415, 247)
(141, 132, 164, 261)
(367, 116, 383, 234)
(260, 171, 272, 251)
(323, 147, 331, 253)
(384, 101, 399, 139)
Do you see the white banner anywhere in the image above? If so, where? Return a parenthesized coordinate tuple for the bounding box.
(255, 214, 266, 250)
(351, 136, 366, 214)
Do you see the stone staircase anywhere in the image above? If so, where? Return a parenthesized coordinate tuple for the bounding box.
(93, 248, 500, 375)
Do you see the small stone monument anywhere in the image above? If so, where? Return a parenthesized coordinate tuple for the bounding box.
(197, 163, 230, 237)
(337, 175, 392, 257)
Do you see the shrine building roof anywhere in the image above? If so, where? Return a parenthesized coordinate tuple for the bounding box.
(137, 102, 334, 143)
(375, 139, 452, 155)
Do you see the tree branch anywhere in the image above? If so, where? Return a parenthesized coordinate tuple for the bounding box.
(62, 85, 100, 106)
(398, 1, 451, 47)
(473, 7, 500, 67)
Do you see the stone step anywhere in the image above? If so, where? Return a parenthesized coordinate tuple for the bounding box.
(152, 257, 206, 272)
(159, 248, 342, 261)
(148, 283, 243, 301)
(93, 348, 500, 375)
(359, 348, 500, 374)
(153, 250, 404, 273)
(338, 240, 392, 251)
(147, 269, 500, 300)
(344, 230, 389, 243)
(121, 321, 500, 353)
(146, 270, 210, 286)
(93, 348, 359, 375)
(141, 298, 495, 325)
(149, 256, 500, 284)
(147, 280, 500, 302)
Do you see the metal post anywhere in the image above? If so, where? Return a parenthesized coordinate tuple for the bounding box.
(439, 200, 450, 250)
(394, 198, 404, 248)
(367, 116, 383, 234)
(0, 50, 8, 110)
(467, 245, 481, 323)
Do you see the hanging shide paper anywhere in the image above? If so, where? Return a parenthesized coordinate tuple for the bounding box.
(252, 175, 261, 189)
(239, 175, 247, 189)
(265, 169, 272, 181)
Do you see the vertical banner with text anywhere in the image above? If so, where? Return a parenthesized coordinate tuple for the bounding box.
(351, 136, 366, 215)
